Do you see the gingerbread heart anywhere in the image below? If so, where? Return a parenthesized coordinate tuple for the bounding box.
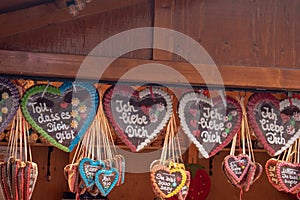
(187, 169, 211, 200)
(79, 158, 104, 188)
(247, 93, 300, 156)
(64, 163, 80, 193)
(151, 165, 187, 199)
(252, 162, 263, 184)
(21, 82, 98, 152)
(95, 168, 119, 196)
(25, 162, 38, 199)
(179, 92, 242, 158)
(240, 162, 256, 192)
(0, 78, 20, 134)
(276, 161, 300, 194)
(103, 86, 172, 152)
(265, 158, 283, 191)
(223, 154, 251, 185)
(177, 170, 190, 200)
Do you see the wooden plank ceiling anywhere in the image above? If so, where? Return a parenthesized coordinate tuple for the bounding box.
(0, 0, 299, 90)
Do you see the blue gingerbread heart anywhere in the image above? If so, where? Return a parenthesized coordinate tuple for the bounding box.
(95, 168, 119, 196)
(79, 158, 105, 188)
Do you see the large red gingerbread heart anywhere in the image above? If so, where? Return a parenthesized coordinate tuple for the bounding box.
(247, 93, 300, 156)
(103, 86, 173, 152)
(178, 92, 242, 158)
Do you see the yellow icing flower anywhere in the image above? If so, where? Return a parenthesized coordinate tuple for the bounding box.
(70, 110, 79, 118)
(1, 107, 8, 114)
(78, 105, 87, 113)
(70, 120, 78, 129)
(2, 92, 9, 100)
(71, 98, 80, 107)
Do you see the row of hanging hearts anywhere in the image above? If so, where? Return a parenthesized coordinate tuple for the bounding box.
(1, 78, 299, 158)
(1, 78, 300, 198)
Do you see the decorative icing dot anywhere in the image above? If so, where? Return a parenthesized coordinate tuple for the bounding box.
(172, 182, 177, 187)
(1, 107, 8, 114)
(2, 92, 9, 100)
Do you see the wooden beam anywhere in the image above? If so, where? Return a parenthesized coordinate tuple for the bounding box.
(0, 0, 141, 38)
(0, 50, 300, 90)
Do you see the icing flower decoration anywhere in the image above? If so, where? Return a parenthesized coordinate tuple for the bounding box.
(293, 112, 300, 122)
(231, 110, 237, 116)
(149, 113, 158, 123)
(70, 110, 79, 118)
(1, 92, 9, 100)
(286, 125, 295, 135)
(222, 132, 228, 138)
(223, 116, 229, 122)
(156, 103, 165, 112)
(70, 120, 78, 129)
(71, 98, 80, 107)
(0, 116, 2, 122)
(226, 122, 232, 129)
(78, 105, 87, 113)
(1, 107, 8, 114)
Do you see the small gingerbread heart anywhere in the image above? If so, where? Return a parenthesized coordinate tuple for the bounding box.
(79, 158, 105, 189)
(276, 161, 300, 194)
(151, 165, 187, 199)
(265, 158, 283, 191)
(223, 154, 251, 185)
(95, 168, 119, 196)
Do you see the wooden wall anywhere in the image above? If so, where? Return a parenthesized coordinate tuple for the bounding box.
(0, 0, 153, 59)
(0, 0, 299, 199)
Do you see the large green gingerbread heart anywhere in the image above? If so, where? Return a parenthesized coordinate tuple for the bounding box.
(21, 82, 98, 152)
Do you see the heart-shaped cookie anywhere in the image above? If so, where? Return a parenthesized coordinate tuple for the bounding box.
(276, 161, 300, 194)
(25, 162, 38, 199)
(21, 82, 98, 152)
(178, 92, 242, 158)
(103, 86, 173, 152)
(0, 78, 20, 134)
(177, 170, 190, 200)
(151, 165, 187, 199)
(247, 93, 300, 156)
(252, 162, 263, 184)
(95, 168, 119, 196)
(187, 168, 211, 200)
(223, 154, 251, 185)
(240, 162, 256, 192)
(64, 163, 80, 193)
(265, 158, 283, 191)
(79, 158, 104, 188)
